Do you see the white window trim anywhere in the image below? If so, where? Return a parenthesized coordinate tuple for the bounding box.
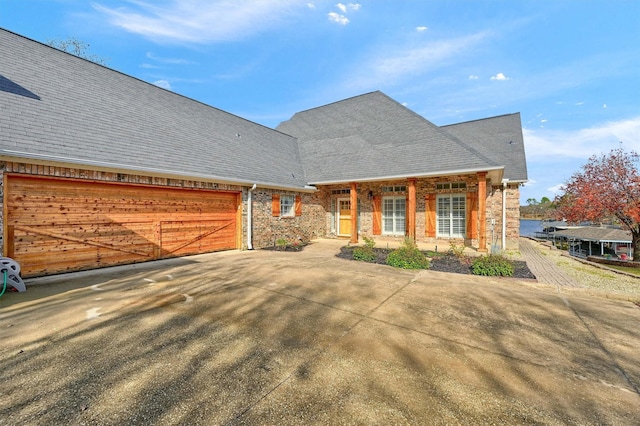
(280, 194, 295, 217)
(382, 196, 406, 235)
(436, 194, 466, 238)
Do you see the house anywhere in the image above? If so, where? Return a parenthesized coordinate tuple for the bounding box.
(0, 28, 528, 278)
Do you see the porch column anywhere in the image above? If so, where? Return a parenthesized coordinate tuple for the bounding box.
(350, 182, 358, 244)
(407, 178, 416, 240)
(477, 172, 488, 252)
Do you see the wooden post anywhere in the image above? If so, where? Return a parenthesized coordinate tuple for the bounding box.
(477, 172, 488, 252)
(407, 178, 416, 240)
(350, 182, 358, 244)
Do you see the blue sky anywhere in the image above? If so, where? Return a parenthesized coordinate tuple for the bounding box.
(2, 0, 639, 204)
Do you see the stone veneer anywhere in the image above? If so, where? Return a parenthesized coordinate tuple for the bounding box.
(245, 188, 327, 249)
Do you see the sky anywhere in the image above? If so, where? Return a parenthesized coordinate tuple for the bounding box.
(1, 0, 639, 204)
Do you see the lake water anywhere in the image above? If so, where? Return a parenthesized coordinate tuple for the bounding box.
(520, 219, 542, 237)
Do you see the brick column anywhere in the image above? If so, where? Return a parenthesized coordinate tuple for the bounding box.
(477, 172, 488, 252)
(350, 182, 358, 244)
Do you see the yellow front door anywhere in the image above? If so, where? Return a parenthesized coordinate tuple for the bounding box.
(338, 199, 351, 236)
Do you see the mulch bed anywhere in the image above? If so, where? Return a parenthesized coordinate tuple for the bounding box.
(337, 246, 536, 279)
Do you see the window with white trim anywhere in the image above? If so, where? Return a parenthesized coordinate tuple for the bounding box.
(280, 195, 295, 217)
(437, 194, 466, 238)
(382, 196, 405, 235)
(436, 182, 467, 191)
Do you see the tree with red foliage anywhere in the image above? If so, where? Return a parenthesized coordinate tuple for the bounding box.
(555, 147, 640, 260)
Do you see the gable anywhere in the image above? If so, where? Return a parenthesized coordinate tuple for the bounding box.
(442, 113, 528, 183)
(276, 91, 504, 184)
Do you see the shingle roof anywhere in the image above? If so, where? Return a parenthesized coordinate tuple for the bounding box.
(0, 28, 307, 189)
(553, 227, 632, 243)
(276, 91, 505, 184)
(2, 28, 528, 190)
(442, 113, 528, 182)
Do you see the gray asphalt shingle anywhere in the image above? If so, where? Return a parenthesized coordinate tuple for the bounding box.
(443, 113, 528, 182)
(2, 29, 527, 189)
(276, 91, 512, 184)
(1, 28, 306, 189)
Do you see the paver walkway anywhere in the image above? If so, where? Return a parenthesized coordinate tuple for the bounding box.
(519, 238, 583, 288)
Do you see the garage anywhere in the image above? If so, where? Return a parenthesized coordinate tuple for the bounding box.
(4, 175, 241, 277)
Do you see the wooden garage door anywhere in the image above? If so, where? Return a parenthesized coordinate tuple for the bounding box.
(4, 175, 240, 277)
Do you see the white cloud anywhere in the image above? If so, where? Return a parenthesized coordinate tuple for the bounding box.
(546, 184, 564, 195)
(490, 72, 509, 81)
(603, 103, 608, 109)
(153, 79, 171, 90)
(307, 2, 316, 9)
(93, 0, 304, 43)
(328, 12, 349, 25)
(416, 26, 428, 32)
(349, 31, 489, 89)
(146, 52, 194, 65)
(523, 116, 640, 161)
(339, 3, 361, 12)
(468, 75, 479, 80)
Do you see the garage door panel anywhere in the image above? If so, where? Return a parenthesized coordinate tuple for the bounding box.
(160, 219, 236, 257)
(5, 175, 239, 277)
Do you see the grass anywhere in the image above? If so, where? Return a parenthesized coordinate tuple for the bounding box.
(605, 265, 640, 277)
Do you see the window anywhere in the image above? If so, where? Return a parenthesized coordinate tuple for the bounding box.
(272, 194, 301, 217)
(382, 185, 406, 193)
(436, 182, 466, 191)
(280, 194, 295, 217)
(331, 188, 350, 195)
(437, 195, 465, 238)
(382, 196, 405, 235)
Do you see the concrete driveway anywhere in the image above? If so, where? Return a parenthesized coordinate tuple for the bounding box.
(1, 240, 639, 425)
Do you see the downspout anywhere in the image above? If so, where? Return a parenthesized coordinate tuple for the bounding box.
(502, 179, 508, 250)
(247, 184, 257, 250)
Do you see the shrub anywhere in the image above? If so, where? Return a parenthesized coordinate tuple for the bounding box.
(353, 246, 376, 262)
(448, 241, 466, 258)
(353, 235, 377, 262)
(471, 254, 514, 277)
(386, 238, 430, 269)
(362, 235, 376, 249)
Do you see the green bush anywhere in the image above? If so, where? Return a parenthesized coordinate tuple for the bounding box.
(362, 235, 376, 249)
(353, 246, 376, 262)
(352, 235, 376, 262)
(471, 254, 514, 277)
(386, 238, 430, 270)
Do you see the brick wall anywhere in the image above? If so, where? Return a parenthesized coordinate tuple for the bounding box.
(247, 188, 327, 249)
(318, 177, 521, 250)
(486, 183, 521, 250)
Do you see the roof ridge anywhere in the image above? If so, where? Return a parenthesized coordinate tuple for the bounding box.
(442, 112, 520, 127)
(287, 90, 384, 117)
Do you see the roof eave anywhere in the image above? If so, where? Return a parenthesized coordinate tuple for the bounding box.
(0, 151, 317, 193)
(308, 166, 505, 186)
